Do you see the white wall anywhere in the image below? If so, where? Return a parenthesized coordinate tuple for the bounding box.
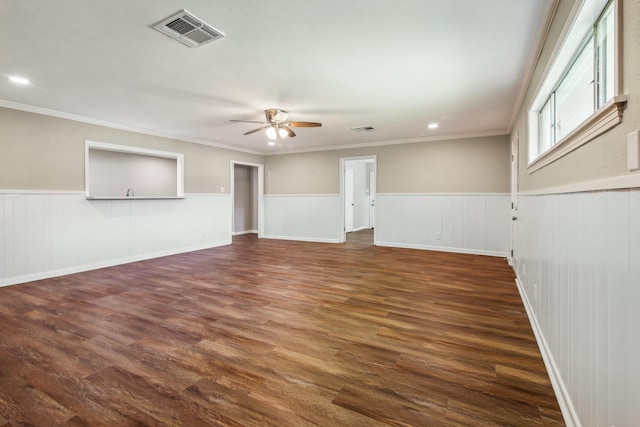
(263, 195, 342, 243)
(263, 193, 510, 256)
(376, 193, 510, 256)
(514, 189, 640, 426)
(0, 192, 231, 287)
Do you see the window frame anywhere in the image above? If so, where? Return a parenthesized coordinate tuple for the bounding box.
(527, 0, 625, 172)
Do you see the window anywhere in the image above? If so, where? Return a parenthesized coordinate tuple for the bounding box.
(555, 38, 594, 141)
(538, 96, 554, 154)
(527, 0, 626, 171)
(596, 4, 615, 107)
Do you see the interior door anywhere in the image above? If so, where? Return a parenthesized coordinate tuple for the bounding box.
(369, 171, 376, 229)
(510, 132, 519, 264)
(345, 168, 354, 232)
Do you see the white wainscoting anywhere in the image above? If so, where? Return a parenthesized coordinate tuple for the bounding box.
(515, 189, 640, 427)
(263, 194, 342, 243)
(375, 193, 510, 256)
(0, 192, 232, 287)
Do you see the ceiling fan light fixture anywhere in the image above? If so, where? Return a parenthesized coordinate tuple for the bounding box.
(274, 110, 288, 123)
(230, 108, 321, 142)
(266, 126, 277, 140)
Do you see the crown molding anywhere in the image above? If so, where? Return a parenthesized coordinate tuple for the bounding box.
(0, 99, 264, 156)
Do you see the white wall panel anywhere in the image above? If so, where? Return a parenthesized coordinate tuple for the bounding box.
(0, 193, 231, 287)
(263, 195, 342, 243)
(376, 193, 510, 256)
(629, 191, 640, 425)
(515, 189, 640, 427)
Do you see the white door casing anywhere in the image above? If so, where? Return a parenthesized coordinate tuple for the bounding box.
(340, 155, 376, 243)
(230, 160, 264, 238)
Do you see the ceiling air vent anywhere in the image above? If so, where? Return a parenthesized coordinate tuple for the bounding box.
(153, 10, 224, 48)
(351, 126, 376, 132)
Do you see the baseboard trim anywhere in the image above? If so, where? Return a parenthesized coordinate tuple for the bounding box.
(262, 235, 341, 244)
(514, 276, 581, 427)
(376, 192, 510, 196)
(264, 194, 340, 198)
(0, 239, 232, 288)
(375, 241, 507, 258)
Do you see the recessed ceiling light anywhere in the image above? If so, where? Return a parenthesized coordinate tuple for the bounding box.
(8, 76, 30, 85)
(428, 123, 439, 129)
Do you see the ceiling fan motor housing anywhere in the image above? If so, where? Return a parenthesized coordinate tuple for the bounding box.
(265, 109, 288, 123)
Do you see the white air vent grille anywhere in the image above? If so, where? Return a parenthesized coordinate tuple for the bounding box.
(351, 126, 376, 132)
(153, 10, 224, 48)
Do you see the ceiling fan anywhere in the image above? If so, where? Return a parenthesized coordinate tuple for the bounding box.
(230, 109, 321, 142)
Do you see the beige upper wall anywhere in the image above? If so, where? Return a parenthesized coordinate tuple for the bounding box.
(1, 107, 509, 195)
(513, 0, 640, 191)
(265, 135, 511, 194)
(0, 107, 262, 193)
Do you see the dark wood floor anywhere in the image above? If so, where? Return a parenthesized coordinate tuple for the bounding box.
(346, 229, 374, 246)
(0, 234, 564, 426)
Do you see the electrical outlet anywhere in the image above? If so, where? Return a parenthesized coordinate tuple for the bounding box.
(435, 232, 441, 241)
(533, 284, 538, 300)
(220, 187, 225, 193)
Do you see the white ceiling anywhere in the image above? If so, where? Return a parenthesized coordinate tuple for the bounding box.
(0, 0, 553, 154)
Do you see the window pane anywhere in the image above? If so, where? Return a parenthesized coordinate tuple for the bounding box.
(596, 3, 614, 107)
(538, 96, 554, 153)
(556, 38, 595, 140)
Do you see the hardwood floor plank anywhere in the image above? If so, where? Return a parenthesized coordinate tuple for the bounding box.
(184, 378, 295, 427)
(0, 364, 76, 426)
(332, 385, 446, 426)
(85, 366, 215, 427)
(0, 234, 564, 426)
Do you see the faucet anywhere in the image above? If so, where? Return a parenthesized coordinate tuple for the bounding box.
(126, 188, 134, 197)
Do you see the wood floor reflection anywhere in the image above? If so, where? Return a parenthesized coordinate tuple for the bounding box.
(0, 234, 564, 426)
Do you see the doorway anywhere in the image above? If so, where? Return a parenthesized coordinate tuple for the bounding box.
(230, 161, 264, 238)
(340, 156, 376, 245)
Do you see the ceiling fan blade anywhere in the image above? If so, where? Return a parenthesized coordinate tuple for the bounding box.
(230, 119, 268, 124)
(284, 121, 322, 127)
(281, 126, 296, 138)
(243, 125, 271, 135)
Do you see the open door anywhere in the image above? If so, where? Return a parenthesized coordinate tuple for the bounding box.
(345, 168, 354, 232)
(369, 171, 376, 229)
(510, 132, 518, 265)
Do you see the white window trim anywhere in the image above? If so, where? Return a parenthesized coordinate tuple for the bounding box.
(528, 95, 626, 172)
(527, 0, 625, 172)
